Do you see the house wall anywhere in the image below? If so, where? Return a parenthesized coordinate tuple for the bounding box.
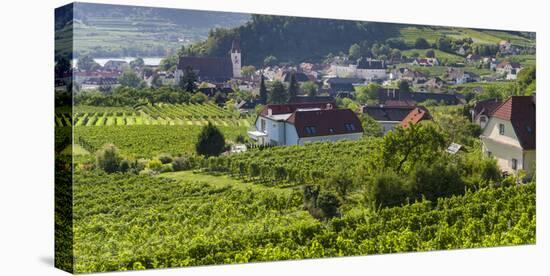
(481, 117, 529, 174)
(378, 121, 401, 134)
(284, 123, 299, 145)
(481, 117, 522, 148)
(298, 132, 363, 145)
(255, 116, 286, 145)
(482, 138, 524, 174)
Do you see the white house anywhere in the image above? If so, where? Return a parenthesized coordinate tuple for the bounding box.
(480, 96, 536, 175)
(248, 102, 363, 146)
(330, 58, 387, 80)
(496, 61, 522, 80)
(471, 98, 502, 129)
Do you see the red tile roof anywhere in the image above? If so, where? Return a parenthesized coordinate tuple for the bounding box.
(286, 108, 363, 138)
(473, 98, 502, 120)
(401, 107, 432, 128)
(491, 96, 536, 150)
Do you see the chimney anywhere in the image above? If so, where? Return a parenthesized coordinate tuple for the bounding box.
(267, 108, 272, 116)
(326, 103, 333, 110)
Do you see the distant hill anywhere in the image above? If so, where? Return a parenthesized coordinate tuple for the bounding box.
(58, 3, 250, 58)
(188, 15, 535, 66)
(190, 15, 400, 65)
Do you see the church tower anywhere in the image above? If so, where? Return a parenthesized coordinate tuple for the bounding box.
(230, 39, 241, 78)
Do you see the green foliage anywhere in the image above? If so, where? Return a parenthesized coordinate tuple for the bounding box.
(190, 92, 208, 104)
(316, 191, 341, 220)
(179, 66, 198, 92)
(381, 123, 446, 173)
(301, 81, 318, 97)
(349, 43, 361, 59)
(410, 161, 465, 201)
(359, 114, 383, 137)
(363, 169, 411, 208)
(77, 54, 100, 71)
(269, 80, 288, 104)
(287, 72, 299, 98)
(72, 170, 535, 272)
(516, 66, 536, 95)
(192, 15, 398, 65)
(195, 122, 226, 157)
(76, 124, 246, 158)
(355, 83, 380, 105)
(414, 37, 431, 49)
(171, 155, 194, 171)
(95, 144, 121, 173)
(157, 154, 173, 164)
(398, 80, 410, 93)
(118, 70, 144, 88)
(259, 75, 268, 104)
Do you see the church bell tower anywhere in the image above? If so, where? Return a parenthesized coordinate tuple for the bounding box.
(230, 39, 241, 78)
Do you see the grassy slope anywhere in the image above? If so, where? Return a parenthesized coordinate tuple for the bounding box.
(401, 48, 464, 63)
(399, 26, 535, 47)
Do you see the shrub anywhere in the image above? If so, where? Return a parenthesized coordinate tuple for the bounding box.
(316, 191, 341, 220)
(172, 155, 193, 171)
(364, 170, 411, 208)
(119, 159, 131, 173)
(235, 134, 246, 144)
(95, 144, 121, 173)
(160, 163, 174, 173)
(158, 153, 173, 164)
(147, 159, 163, 172)
(195, 122, 226, 157)
(410, 162, 465, 201)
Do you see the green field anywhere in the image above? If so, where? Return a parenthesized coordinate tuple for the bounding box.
(399, 26, 535, 47)
(72, 169, 535, 272)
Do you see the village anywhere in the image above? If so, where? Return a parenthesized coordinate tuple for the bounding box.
(65, 36, 536, 177)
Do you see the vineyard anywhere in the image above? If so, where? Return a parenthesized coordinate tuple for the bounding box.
(75, 125, 248, 158)
(55, 103, 254, 127)
(199, 139, 381, 187)
(72, 170, 535, 273)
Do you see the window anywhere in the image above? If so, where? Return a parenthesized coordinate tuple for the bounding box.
(344, 123, 356, 131)
(260, 119, 266, 132)
(499, 123, 505, 135)
(487, 151, 492, 157)
(480, 116, 487, 123)
(304, 126, 317, 135)
(511, 158, 518, 170)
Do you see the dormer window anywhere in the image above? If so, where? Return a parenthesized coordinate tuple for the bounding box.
(305, 126, 317, 135)
(344, 123, 356, 131)
(499, 123, 505, 135)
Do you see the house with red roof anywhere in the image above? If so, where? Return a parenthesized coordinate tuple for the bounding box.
(248, 101, 363, 146)
(480, 96, 536, 175)
(362, 104, 432, 134)
(472, 98, 502, 129)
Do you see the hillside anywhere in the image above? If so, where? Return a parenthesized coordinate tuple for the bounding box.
(60, 3, 250, 58)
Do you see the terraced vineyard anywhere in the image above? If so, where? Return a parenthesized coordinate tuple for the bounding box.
(200, 139, 381, 187)
(76, 125, 248, 158)
(72, 170, 535, 272)
(55, 103, 254, 128)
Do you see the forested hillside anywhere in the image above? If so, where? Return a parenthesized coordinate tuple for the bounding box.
(189, 15, 400, 65)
